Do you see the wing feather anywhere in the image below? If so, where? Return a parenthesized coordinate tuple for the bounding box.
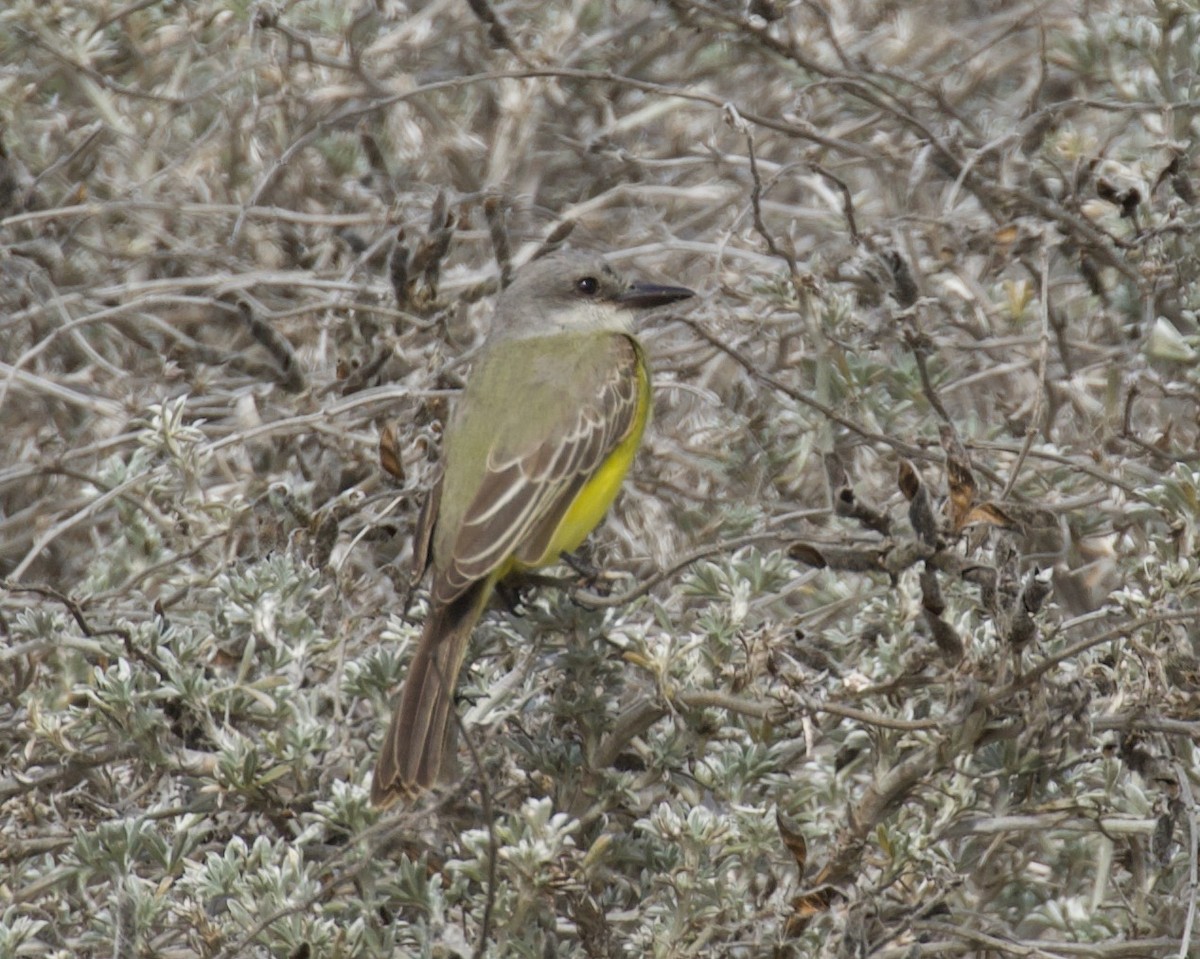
(431, 335, 643, 604)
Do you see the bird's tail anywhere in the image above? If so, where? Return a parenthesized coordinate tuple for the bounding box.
(371, 580, 491, 806)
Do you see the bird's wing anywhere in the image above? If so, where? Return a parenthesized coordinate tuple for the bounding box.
(411, 470, 442, 582)
(431, 333, 644, 604)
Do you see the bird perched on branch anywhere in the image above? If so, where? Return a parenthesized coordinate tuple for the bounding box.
(372, 250, 694, 805)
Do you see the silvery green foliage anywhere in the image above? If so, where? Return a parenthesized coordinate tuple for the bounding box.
(5, 1, 1200, 956)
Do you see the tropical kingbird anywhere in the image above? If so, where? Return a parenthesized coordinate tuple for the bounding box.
(371, 251, 694, 805)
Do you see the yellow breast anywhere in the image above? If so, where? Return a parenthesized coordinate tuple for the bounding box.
(517, 353, 650, 570)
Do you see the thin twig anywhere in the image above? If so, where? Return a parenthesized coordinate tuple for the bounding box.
(1001, 245, 1052, 500)
(572, 531, 791, 608)
(733, 113, 800, 290)
(1174, 761, 1199, 959)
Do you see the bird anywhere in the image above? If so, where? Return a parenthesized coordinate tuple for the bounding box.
(371, 250, 694, 805)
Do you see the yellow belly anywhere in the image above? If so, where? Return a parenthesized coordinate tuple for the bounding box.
(550, 416, 644, 556)
(514, 361, 649, 571)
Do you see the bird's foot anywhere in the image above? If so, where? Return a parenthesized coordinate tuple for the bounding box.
(562, 549, 623, 597)
(496, 572, 564, 613)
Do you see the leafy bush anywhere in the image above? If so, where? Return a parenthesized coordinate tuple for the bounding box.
(3, 1, 1199, 956)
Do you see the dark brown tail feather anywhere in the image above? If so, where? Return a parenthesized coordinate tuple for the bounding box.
(371, 580, 491, 805)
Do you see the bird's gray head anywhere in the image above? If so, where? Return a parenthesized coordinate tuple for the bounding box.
(489, 251, 694, 341)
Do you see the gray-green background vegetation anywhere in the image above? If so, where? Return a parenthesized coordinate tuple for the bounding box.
(3, 0, 1200, 956)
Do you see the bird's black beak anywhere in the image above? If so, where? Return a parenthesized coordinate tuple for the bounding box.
(616, 281, 695, 310)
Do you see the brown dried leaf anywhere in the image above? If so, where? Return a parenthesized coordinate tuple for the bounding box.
(898, 459, 921, 501)
(379, 424, 405, 482)
(962, 502, 1016, 530)
(788, 542, 827, 569)
(777, 808, 835, 938)
(918, 566, 944, 615)
(776, 809, 808, 874)
(926, 609, 964, 661)
(994, 223, 1021, 248)
(899, 461, 940, 547)
(940, 424, 976, 532)
(783, 888, 834, 938)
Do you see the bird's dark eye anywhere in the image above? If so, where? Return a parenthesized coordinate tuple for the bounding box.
(575, 276, 599, 296)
